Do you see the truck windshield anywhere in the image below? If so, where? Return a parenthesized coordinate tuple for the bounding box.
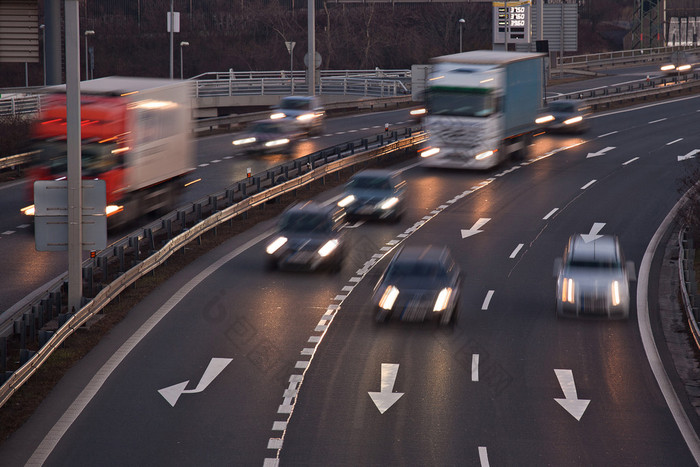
(427, 89, 497, 117)
(32, 141, 120, 176)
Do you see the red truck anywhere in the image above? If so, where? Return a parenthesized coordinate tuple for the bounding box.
(22, 76, 195, 228)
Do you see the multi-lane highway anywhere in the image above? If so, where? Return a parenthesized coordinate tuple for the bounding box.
(2, 68, 700, 466)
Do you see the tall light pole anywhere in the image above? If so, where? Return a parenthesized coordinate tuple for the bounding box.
(459, 18, 465, 53)
(180, 41, 189, 80)
(285, 41, 296, 95)
(40, 24, 46, 85)
(84, 30, 94, 80)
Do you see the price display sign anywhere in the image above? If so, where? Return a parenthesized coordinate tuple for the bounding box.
(493, 1, 531, 44)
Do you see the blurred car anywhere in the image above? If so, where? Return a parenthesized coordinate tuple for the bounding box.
(373, 245, 461, 325)
(554, 234, 636, 319)
(660, 51, 696, 75)
(265, 201, 346, 272)
(536, 99, 591, 134)
(232, 120, 304, 156)
(270, 95, 325, 136)
(409, 106, 427, 122)
(337, 169, 406, 222)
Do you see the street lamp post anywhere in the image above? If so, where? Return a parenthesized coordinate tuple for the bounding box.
(84, 30, 94, 80)
(285, 41, 296, 94)
(180, 41, 189, 80)
(40, 24, 46, 85)
(459, 18, 465, 53)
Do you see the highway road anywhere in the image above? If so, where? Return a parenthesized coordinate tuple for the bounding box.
(1, 84, 699, 465)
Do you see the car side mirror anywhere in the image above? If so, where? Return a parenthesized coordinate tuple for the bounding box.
(553, 258, 562, 278)
(626, 261, 637, 282)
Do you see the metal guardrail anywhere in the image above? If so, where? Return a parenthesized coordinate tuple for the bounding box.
(0, 127, 427, 407)
(557, 45, 700, 69)
(677, 228, 700, 350)
(0, 94, 41, 117)
(547, 71, 700, 106)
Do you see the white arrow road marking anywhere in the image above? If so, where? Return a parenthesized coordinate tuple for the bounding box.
(461, 218, 491, 238)
(158, 358, 233, 407)
(478, 446, 490, 467)
(554, 369, 590, 421)
(368, 363, 404, 414)
(586, 146, 616, 158)
(678, 149, 700, 162)
(580, 222, 606, 243)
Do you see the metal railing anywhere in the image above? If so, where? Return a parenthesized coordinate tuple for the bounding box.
(556, 45, 700, 69)
(678, 228, 700, 350)
(0, 126, 427, 407)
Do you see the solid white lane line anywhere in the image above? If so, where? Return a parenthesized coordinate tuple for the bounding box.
(27, 229, 275, 465)
(667, 138, 683, 145)
(479, 446, 490, 467)
(543, 208, 559, 220)
(472, 354, 479, 382)
(510, 244, 524, 259)
(481, 290, 495, 310)
(623, 157, 639, 165)
(649, 118, 667, 124)
(581, 180, 596, 190)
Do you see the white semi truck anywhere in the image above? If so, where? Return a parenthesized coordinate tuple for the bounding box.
(420, 50, 544, 170)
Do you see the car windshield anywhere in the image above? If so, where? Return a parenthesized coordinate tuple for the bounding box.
(387, 260, 447, 279)
(251, 122, 285, 134)
(567, 258, 621, 271)
(348, 176, 392, 190)
(550, 102, 576, 112)
(279, 212, 332, 233)
(280, 99, 311, 110)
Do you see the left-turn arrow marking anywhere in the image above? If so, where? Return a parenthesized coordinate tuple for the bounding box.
(158, 358, 233, 407)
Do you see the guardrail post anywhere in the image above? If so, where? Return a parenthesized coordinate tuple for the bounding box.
(209, 196, 218, 213)
(0, 337, 6, 375)
(239, 182, 247, 199)
(49, 292, 59, 320)
(115, 245, 125, 273)
(178, 210, 188, 231)
(363, 138, 368, 150)
(256, 177, 261, 193)
(144, 228, 155, 252)
(163, 219, 173, 241)
(83, 266, 94, 298)
(32, 304, 41, 335)
(130, 236, 140, 261)
(39, 330, 54, 347)
(195, 203, 203, 222)
(19, 349, 35, 365)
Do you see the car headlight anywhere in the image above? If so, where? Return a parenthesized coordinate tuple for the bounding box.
(318, 239, 339, 257)
(270, 112, 286, 120)
(475, 150, 495, 160)
(21, 205, 35, 216)
(338, 194, 356, 208)
(536, 115, 555, 124)
(410, 108, 426, 117)
(379, 197, 399, 210)
(233, 137, 256, 146)
(660, 64, 675, 71)
(296, 113, 315, 122)
(562, 277, 575, 303)
(420, 147, 440, 158)
(677, 64, 692, 72)
(379, 285, 399, 311)
(433, 287, 453, 312)
(611, 281, 621, 306)
(564, 116, 583, 125)
(266, 236, 288, 254)
(265, 138, 290, 147)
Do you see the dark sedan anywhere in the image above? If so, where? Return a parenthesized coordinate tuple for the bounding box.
(265, 201, 346, 272)
(373, 245, 461, 325)
(337, 169, 406, 222)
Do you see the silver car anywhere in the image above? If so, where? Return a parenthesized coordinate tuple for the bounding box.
(270, 96, 325, 136)
(554, 234, 635, 319)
